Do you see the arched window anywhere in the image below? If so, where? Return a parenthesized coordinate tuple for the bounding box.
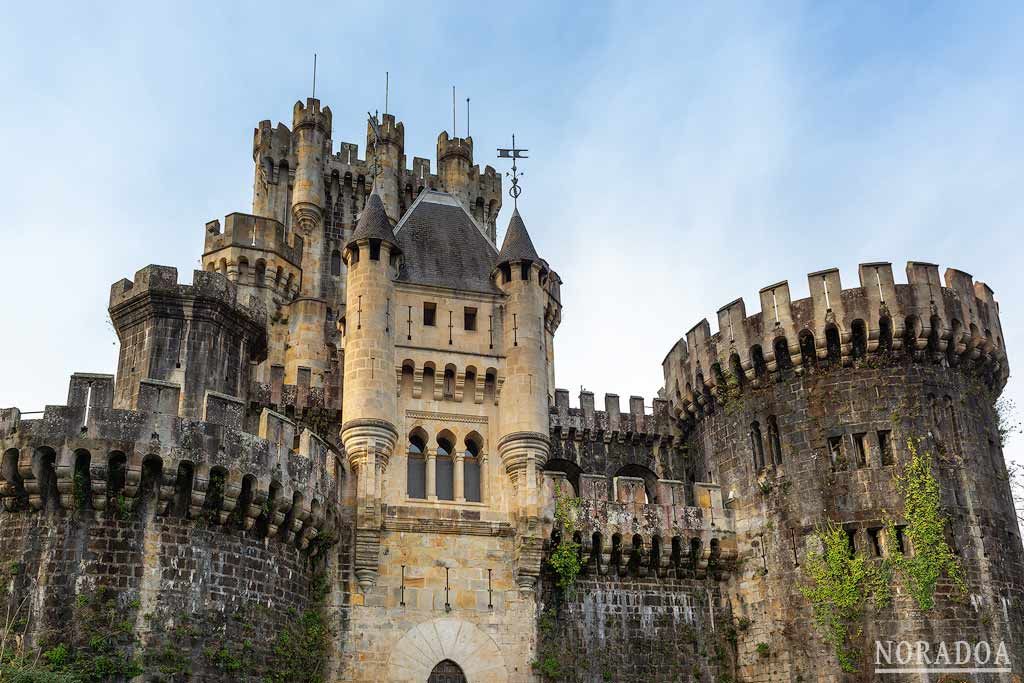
(878, 316, 893, 353)
(773, 336, 792, 370)
(254, 259, 267, 286)
(429, 659, 467, 683)
(436, 433, 455, 501)
(330, 249, 342, 276)
(767, 415, 783, 466)
(750, 421, 766, 471)
(751, 344, 768, 380)
(407, 430, 427, 499)
(443, 366, 456, 400)
(484, 369, 497, 401)
(400, 361, 414, 396)
(851, 319, 867, 359)
(464, 434, 482, 503)
(799, 330, 816, 368)
(825, 324, 841, 363)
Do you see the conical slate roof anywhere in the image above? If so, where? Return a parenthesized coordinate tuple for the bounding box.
(347, 190, 399, 250)
(495, 209, 539, 265)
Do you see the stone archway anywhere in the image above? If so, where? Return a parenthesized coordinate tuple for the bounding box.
(385, 618, 509, 683)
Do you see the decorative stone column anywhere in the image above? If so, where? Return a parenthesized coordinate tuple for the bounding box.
(454, 452, 465, 502)
(426, 449, 437, 501)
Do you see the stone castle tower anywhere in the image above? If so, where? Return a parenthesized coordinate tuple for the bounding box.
(0, 94, 1022, 683)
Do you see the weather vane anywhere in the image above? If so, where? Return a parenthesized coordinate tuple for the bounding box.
(497, 135, 528, 209)
(367, 110, 383, 181)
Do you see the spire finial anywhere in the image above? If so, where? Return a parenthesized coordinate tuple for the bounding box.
(497, 135, 528, 209)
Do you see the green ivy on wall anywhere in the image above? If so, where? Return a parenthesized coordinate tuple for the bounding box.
(548, 487, 582, 591)
(888, 438, 966, 609)
(799, 521, 891, 672)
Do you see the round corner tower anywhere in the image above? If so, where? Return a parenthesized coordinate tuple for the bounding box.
(663, 259, 1021, 681)
(339, 189, 401, 592)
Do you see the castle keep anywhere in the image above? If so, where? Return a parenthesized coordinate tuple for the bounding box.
(0, 96, 1021, 682)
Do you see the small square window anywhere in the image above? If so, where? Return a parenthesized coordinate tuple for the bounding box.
(464, 307, 477, 331)
(853, 433, 868, 468)
(423, 302, 436, 326)
(878, 430, 894, 466)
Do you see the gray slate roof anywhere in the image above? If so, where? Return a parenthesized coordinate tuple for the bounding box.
(394, 191, 500, 294)
(348, 191, 399, 249)
(495, 209, 540, 265)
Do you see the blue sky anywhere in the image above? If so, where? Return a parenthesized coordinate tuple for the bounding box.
(2, 2, 1023, 508)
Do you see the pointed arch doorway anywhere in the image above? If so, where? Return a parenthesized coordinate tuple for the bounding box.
(428, 659, 467, 683)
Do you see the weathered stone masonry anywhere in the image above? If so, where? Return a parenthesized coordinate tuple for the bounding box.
(2, 92, 1022, 683)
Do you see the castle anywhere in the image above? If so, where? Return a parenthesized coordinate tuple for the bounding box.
(0, 95, 1021, 683)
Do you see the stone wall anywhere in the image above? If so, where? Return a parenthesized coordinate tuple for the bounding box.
(693, 360, 1024, 682)
(535, 575, 733, 682)
(0, 509, 326, 681)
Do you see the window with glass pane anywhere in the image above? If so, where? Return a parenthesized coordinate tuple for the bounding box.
(407, 433, 426, 499)
(436, 437, 454, 500)
(464, 438, 481, 502)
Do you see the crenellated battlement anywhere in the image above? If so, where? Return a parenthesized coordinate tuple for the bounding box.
(109, 265, 268, 329)
(203, 212, 304, 267)
(437, 131, 473, 163)
(292, 97, 332, 135)
(663, 261, 1008, 420)
(253, 120, 292, 167)
(550, 389, 673, 440)
(541, 472, 736, 579)
(368, 112, 404, 147)
(0, 376, 340, 553)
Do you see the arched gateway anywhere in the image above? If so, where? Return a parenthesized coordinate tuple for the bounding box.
(385, 618, 509, 683)
(428, 659, 467, 682)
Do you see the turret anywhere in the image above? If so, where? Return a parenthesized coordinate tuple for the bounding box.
(107, 266, 268, 420)
(339, 189, 402, 591)
(366, 113, 405, 222)
(251, 120, 292, 222)
(437, 132, 474, 210)
(291, 98, 332, 298)
(492, 210, 552, 590)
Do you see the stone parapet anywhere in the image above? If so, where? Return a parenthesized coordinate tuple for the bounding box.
(663, 261, 1008, 420)
(542, 472, 736, 580)
(549, 389, 673, 440)
(203, 212, 304, 267)
(0, 376, 339, 554)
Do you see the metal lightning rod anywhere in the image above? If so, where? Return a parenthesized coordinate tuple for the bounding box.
(312, 53, 317, 99)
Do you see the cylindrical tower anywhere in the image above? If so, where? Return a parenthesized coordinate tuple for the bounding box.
(291, 98, 331, 299)
(339, 190, 401, 591)
(663, 261, 1021, 682)
(366, 113, 404, 222)
(492, 210, 553, 590)
(284, 98, 332, 387)
(437, 131, 474, 211)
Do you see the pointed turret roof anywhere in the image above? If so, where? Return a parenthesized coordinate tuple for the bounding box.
(347, 189, 399, 251)
(495, 209, 540, 265)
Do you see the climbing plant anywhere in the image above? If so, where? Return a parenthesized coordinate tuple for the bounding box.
(548, 486, 582, 590)
(889, 438, 966, 610)
(799, 521, 891, 672)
